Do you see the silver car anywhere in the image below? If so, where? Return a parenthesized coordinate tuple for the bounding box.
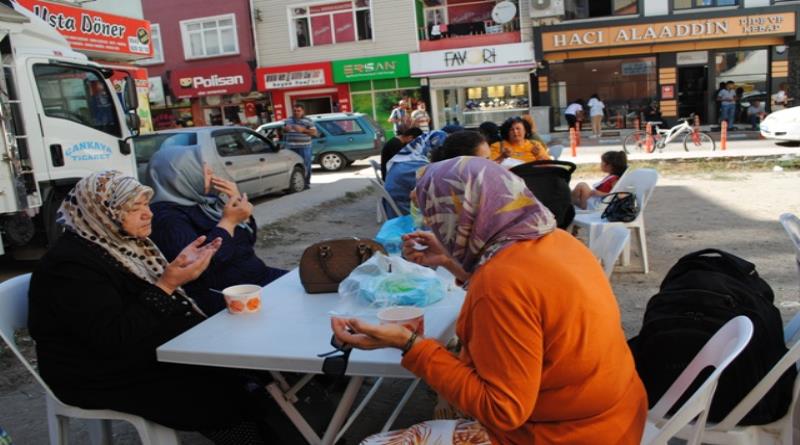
(133, 126, 306, 197)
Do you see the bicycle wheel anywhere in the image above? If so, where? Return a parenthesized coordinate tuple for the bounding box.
(623, 131, 648, 153)
(682, 131, 715, 151)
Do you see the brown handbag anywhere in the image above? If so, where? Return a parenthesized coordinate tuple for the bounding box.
(299, 238, 386, 294)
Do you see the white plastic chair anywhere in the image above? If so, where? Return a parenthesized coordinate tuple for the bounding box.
(371, 178, 403, 224)
(672, 311, 800, 445)
(780, 213, 800, 285)
(0, 274, 180, 445)
(548, 144, 564, 160)
(589, 225, 630, 278)
(369, 159, 384, 185)
(642, 316, 754, 445)
(573, 168, 659, 274)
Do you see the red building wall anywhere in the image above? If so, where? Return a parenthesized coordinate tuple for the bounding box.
(141, 0, 255, 80)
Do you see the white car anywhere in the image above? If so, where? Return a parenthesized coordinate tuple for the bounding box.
(760, 106, 800, 143)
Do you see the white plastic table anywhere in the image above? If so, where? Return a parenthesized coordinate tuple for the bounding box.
(157, 268, 465, 445)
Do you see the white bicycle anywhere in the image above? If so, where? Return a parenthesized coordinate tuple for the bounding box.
(623, 116, 715, 153)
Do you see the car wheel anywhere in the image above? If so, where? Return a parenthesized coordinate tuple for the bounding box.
(319, 152, 345, 171)
(286, 167, 306, 194)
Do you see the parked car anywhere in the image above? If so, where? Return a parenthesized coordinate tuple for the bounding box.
(133, 126, 307, 197)
(257, 112, 385, 171)
(760, 106, 800, 143)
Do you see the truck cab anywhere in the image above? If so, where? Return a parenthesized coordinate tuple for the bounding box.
(0, 2, 139, 255)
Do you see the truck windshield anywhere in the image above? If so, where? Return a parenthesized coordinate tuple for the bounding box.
(33, 64, 121, 137)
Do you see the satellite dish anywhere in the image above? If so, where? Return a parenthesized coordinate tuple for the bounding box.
(492, 1, 517, 24)
(531, 0, 552, 10)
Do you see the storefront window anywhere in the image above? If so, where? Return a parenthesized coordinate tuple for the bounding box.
(291, 1, 372, 48)
(420, 0, 520, 40)
(548, 57, 657, 130)
(564, 0, 638, 20)
(435, 82, 529, 128)
(674, 0, 738, 9)
(714, 49, 767, 124)
(350, 78, 422, 137)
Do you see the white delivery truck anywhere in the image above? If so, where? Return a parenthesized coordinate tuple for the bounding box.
(0, 1, 140, 256)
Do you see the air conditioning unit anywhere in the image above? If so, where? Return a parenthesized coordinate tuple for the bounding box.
(529, 0, 564, 18)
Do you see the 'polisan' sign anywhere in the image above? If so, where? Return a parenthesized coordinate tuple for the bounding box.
(542, 12, 796, 52)
(180, 75, 245, 89)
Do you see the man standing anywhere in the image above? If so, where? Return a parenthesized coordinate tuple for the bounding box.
(284, 104, 317, 189)
(388, 100, 410, 135)
(411, 102, 431, 132)
(717, 81, 737, 129)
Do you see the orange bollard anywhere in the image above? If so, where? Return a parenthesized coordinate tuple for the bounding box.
(634, 118, 641, 131)
(616, 114, 623, 129)
(721, 120, 728, 151)
(569, 127, 577, 157)
(692, 115, 701, 145)
(576, 121, 582, 146)
(645, 122, 653, 153)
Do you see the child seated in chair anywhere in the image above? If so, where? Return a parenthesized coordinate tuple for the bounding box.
(571, 151, 627, 210)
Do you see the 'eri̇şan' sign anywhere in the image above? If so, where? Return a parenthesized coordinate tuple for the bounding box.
(542, 12, 796, 52)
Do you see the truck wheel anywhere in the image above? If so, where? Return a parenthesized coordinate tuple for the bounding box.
(318, 152, 345, 171)
(43, 188, 68, 247)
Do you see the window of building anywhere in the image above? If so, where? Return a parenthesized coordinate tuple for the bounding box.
(674, 0, 738, 9)
(34, 64, 121, 137)
(180, 14, 238, 59)
(420, 0, 520, 41)
(548, 57, 658, 130)
(435, 82, 529, 127)
(138, 24, 163, 65)
(564, 0, 638, 20)
(291, 0, 372, 49)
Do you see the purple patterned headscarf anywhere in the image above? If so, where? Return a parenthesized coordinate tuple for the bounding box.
(414, 157, 556, 273)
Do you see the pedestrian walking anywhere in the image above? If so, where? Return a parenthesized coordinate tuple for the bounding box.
(284, 104, 317, 189)
(714, 81, 726, 123)
(564, 99, 584, 130)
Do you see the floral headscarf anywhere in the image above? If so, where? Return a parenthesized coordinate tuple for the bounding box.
(385, 130, 448, 175)
(414, 157, 556, 273)
(57, 171, 198, 307)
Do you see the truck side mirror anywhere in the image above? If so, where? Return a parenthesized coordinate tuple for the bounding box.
(124, 73, 139, 113)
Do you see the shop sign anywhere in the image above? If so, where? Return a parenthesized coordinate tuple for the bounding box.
(621, 61, 655, 75)
(429, 71, 529, 89)
(410, 42, 535, 77)
(16, 0, 152, 59)
(661, 85, 675, 100)
(542, 12, 796, 52)
(332, 54, 410, 82)
(170, 63, 252, 98)
(677, 51, 709, 66)
(257, 62, 334, 91)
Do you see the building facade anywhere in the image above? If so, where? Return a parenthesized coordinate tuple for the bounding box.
(252, 0, 419, 135)
(141, 0, 262, 129)
(409, 0, 537, 129)
(531, 0, 800, 130)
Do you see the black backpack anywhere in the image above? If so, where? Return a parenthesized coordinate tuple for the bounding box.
(629, 248, 795, 425)
(510, 160, 576, 229)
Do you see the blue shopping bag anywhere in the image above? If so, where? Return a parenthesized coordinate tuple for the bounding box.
(375, 215, 415, 254)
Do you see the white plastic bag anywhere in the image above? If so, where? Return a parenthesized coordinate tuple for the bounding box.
(336, 253, 445, 314)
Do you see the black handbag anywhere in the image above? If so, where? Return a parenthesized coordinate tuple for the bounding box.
(601, 192, 639, 222)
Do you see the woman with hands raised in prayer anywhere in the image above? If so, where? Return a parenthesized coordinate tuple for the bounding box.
(28, 171, 294, 444)
(331, 157, 647, 445)
(145, 145, 287, 315)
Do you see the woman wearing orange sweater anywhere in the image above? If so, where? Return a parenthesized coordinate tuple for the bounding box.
(489, 116, 551, 164)
(331, 157, 647, 445)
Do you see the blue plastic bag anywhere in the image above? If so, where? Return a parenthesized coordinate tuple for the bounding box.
(338, 253, 445, 309)
(375, 215, 415, 254)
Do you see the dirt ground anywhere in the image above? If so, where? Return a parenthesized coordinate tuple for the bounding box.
(1, 168, 799, 444)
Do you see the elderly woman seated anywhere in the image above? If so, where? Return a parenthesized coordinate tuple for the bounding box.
(383, 130, 447, 218)
(28, 171, 301, 444)
(490, 116, 551, 165)
(332, 157, 647, 444)
(144, 145, 287, 315)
